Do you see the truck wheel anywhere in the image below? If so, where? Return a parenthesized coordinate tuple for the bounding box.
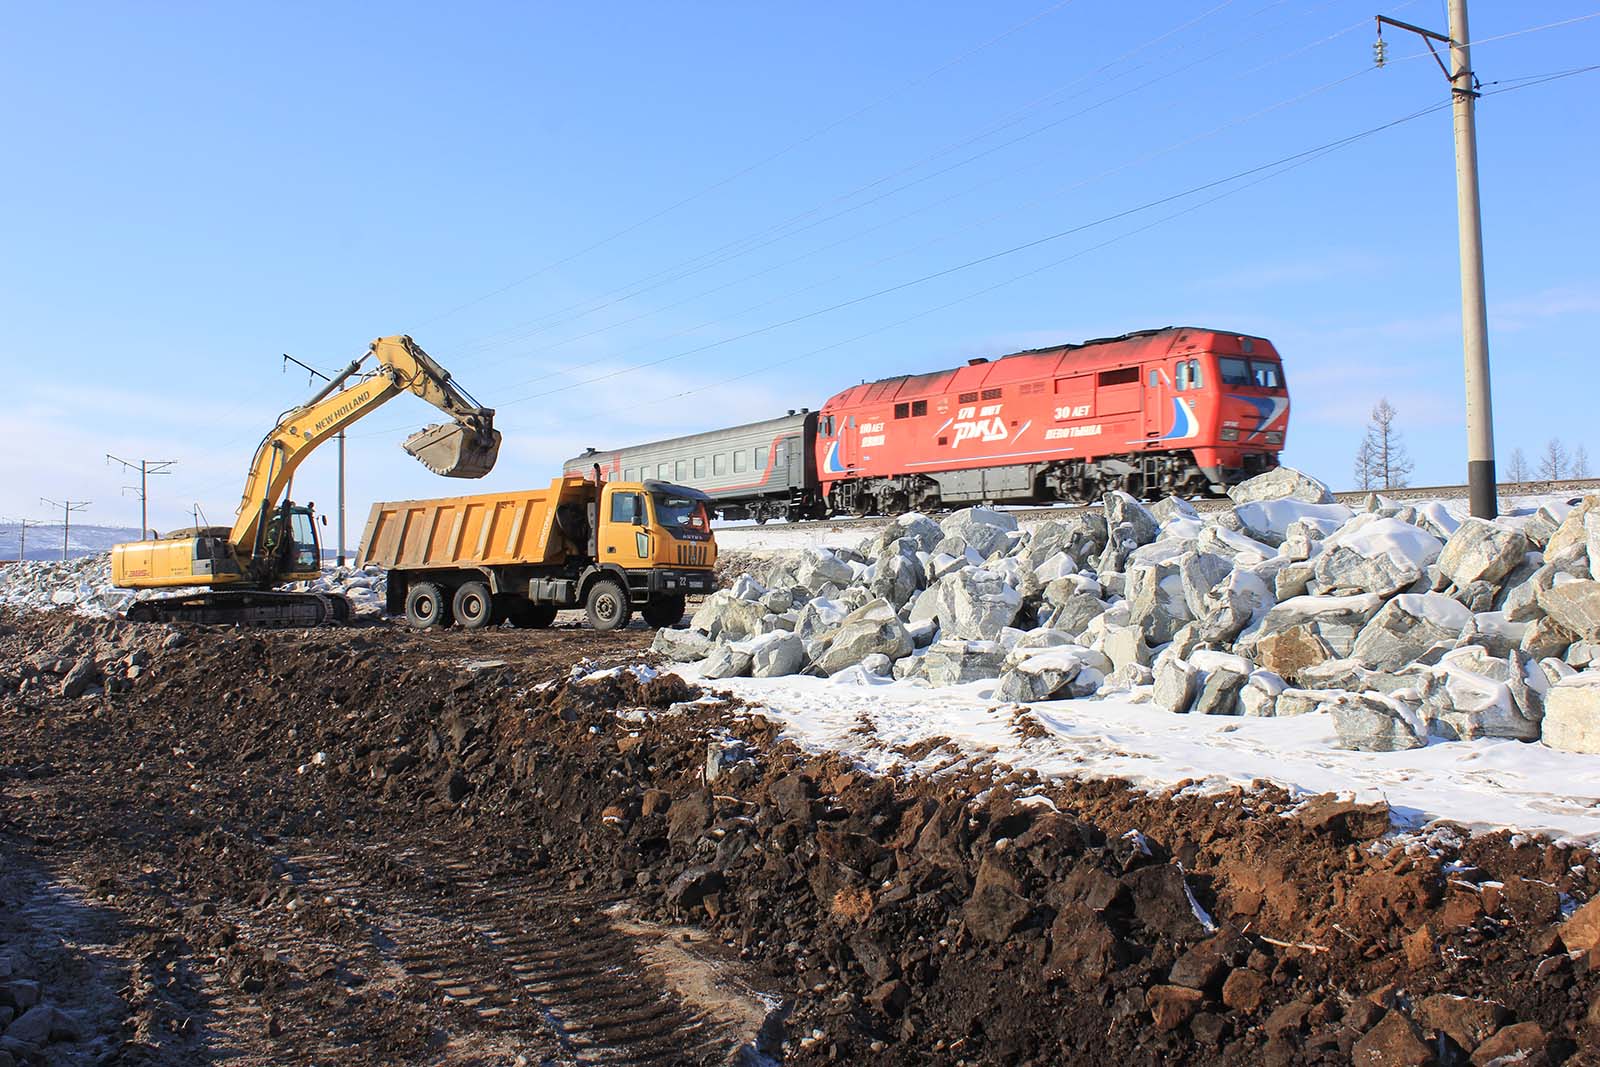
(452, 581, 493, 630)
(585, 578, 633, 631)
(511, 602, 558, 629)
(641, 595, 686, 629)
(405, 581, 451, 629)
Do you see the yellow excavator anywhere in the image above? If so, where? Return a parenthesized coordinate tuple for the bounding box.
(112, 335, 500, 626)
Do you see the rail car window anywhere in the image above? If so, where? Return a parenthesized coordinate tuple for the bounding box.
(622, 468, 635, 482)
(894, 403, 909, 420)
(694, 456, 707, 478)
(1251, 361, 1283, 389)
(912, 399, 927, 417)
(733, 450, 747, 473)
(1218, 357, 1252, 386)
(674, 459, 687, 481)
(657, 463, 669, 480)
(713, 453, 728, 476)
(754, 447, 767, 470)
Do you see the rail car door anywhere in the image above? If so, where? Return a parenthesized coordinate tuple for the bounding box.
(1143, 365, 1167, 449)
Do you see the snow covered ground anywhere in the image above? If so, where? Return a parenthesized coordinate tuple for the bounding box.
(676, 665, 1600, 845)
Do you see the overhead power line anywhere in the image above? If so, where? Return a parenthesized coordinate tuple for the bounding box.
(416, 0, 1085, 329)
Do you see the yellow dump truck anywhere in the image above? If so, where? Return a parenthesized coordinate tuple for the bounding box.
(356, 475, 717, 631)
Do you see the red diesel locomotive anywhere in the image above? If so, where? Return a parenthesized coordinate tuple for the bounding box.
(566, 327, 1289, 518)
(817, 326, 1288, 514)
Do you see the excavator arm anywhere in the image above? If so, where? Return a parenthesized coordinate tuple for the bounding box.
(230, 335, 500, 558)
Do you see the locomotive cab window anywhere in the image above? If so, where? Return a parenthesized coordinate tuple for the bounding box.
(1251, 361, 1284, 389)
(1218, 357, 1252, 386)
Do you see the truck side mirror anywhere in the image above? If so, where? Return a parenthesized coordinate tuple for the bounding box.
(633, 512, 645, 526)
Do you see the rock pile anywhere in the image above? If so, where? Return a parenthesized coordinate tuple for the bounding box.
(0, 953, 84, 1061)
(658, 470, 1600, 755)
(0, 553, 387, 619)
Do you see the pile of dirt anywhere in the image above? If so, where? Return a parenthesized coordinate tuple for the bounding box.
(5, 608, 1600, 1065)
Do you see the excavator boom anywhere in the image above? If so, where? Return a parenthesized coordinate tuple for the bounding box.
(112, 334, 500, 625)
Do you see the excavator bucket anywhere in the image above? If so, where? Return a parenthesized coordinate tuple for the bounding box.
(403, 422, 502, 478)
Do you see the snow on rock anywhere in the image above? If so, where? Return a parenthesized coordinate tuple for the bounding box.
(648, 476, 1600, 837)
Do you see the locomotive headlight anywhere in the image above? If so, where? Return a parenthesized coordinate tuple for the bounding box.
(1219, 427, 1239, 442)
(1266, 431, 1284, 445)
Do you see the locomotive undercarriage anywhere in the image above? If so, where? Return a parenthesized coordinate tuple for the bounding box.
(825, 449, 1277, 517)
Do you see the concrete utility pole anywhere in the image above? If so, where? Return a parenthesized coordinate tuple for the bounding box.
(5, 517, 44, 562)
(106, 454, 176, 537)
(1375, 0, 1497, 518)
(40, 498, 90, 561)
(283, 353, 347, 566)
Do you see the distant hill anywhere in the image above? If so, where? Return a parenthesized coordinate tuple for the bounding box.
(0, 523, 355, 563)
(0, 523, 142, 561)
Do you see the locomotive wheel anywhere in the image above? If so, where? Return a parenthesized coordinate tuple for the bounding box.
(452, 581, 494, 630)
(585, 578, 633, 631)
(405, 581, 451, 629)
(851, 496, 873, 518)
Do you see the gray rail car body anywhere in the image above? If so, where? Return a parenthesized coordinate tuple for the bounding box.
(565, 412, 822, 522)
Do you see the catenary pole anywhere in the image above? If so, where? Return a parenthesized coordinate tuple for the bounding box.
(40, 498, 90, 561)
(1375, 1, 1497, 517)
(1447, 0, 1496, 519)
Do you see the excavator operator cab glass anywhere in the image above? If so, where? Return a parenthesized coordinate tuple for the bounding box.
(651, 492, 709, 533)
(288, 507, 320, 571)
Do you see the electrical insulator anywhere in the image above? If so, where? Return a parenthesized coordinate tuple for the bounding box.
(1373, 37, 1388, 68)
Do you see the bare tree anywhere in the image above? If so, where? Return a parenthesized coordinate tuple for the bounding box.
(1504, 447, 1530, 485)
(1574, 444, 1591, 479)
(1539, 438, 1569, 481)
(1354, 398, 1414, 490)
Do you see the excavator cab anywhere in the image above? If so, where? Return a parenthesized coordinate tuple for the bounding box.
(261, 504, 324, 581)
(403, 420, 501, 479)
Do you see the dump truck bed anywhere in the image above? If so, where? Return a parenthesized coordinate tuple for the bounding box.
(357, 477, 587, 570)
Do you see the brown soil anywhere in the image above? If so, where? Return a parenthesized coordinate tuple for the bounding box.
(4, 608, 1600, 1066)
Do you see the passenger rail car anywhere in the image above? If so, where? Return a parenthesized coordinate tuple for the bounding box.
(566, 411, 822, 523)
(566, 327, 1288, 518)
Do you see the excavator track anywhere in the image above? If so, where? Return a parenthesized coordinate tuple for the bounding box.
(125, 590, 349, 627)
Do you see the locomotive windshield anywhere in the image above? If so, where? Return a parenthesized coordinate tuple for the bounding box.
(652, 492, 710, 532)
(1218, 356, 1285, 390)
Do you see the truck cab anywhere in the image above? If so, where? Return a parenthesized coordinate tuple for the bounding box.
(589, 480, 717, 625)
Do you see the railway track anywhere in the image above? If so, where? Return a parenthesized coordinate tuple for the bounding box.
(713, 476, 1600, 541)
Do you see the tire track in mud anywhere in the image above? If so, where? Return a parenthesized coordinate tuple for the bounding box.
(275, 836, 774, 1066)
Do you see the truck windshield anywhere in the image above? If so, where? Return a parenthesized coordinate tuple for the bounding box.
(652, 493, 709, 532)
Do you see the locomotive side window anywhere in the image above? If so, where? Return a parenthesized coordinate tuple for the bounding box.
(1189, 360, 1203, 388)
(912, 399, 927, 416)
(1218, 357, 1252, 386)
(1148, 370, 1159, 388)
(1251, 361, 1283, 389)
(1175, 362, 1189, 391)
(694, 456, 707, 478)
(754, 446, 767, 470)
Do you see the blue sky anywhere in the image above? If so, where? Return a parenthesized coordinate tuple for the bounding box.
(3, 1, 1597, 536)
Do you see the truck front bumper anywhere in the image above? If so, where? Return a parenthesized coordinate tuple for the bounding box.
(649, 568, 717, 597)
